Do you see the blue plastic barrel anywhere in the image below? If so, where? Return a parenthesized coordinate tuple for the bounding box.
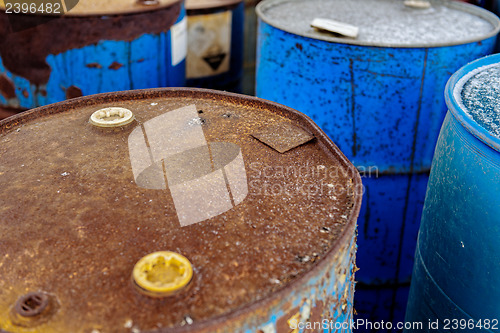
(0, 0, 186, 112)
(405, 54, 500, 332)
(256, 0, 500, 324)
(185, 0, 244, 92)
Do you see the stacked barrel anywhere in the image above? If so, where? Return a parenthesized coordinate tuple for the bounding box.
(255, 0, 499, 324)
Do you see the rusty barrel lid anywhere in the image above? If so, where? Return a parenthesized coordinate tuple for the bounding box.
(0, 0, 181, 16)
(0, 88, 362, 333)
(256, 0, 500, 48)
(185, 0, 243, 11)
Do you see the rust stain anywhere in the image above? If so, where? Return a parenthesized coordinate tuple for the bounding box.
(108, 61, 123, 70)
(40, 89, 47, 97)
(65, 86, 83, 100)
(22, 89, 29, 98)
(0, 74, 16, 99)
(86, 63, 103, 69)
(0, 1, 181, 85)
(276, 307, 300, 333)
(304, 301, 324, 333)
(295, 43, 303, 51)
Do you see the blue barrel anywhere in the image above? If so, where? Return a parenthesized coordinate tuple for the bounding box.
(256, 0, 500, 324)
(405, 54, 500, 332)
(0, 0, 186, 113)
(185, 0, 244, 92)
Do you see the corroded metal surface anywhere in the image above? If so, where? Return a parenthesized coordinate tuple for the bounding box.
(0, 88, 362, 332)
(256, 0, 499, 324)
(0, 2, 182, 86)
(0, 0, 180, 16)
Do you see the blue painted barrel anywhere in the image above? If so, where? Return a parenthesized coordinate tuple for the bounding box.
(185, 0, 244, 92)
(405, 54, 500, 332)
(0, 0, 186, 113)
(256, 0, 500, 324)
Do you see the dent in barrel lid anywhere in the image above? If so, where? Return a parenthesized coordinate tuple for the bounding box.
(0, 89, 362, 332)
(257, 0, 499, 47)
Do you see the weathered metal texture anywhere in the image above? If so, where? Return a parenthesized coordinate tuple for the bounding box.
(256, 0, 500, 325)
(405, 54, 500, 331)
(0, 0, 181, 16)
(0, 88, 362, 332)
(0, 1, 186, 110)
(354, 172, 427, 323)
(185, 0, 244, 93)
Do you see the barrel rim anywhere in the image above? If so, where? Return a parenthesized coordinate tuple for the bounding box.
(256, 0, 500, 49)
(445, 53, 500, 153)
(0, 87, 362, 332)
(185, 0, 243, 11)
(0, 0, 182, 17)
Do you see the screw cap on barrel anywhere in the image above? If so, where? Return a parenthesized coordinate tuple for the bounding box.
(89, 107, 135, 128)
(132, 251, 193, 297)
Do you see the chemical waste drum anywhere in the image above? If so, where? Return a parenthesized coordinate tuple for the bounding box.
(185, 0, 244, 92)
(0, 0, 187, 116)
(0, 88, 362, 332)
(256, 0, 500, 323)
(405, 54, 500, 332)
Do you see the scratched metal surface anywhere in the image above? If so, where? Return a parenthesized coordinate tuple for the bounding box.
(0, 1, 186, 111)
(0, 88, 362, 332)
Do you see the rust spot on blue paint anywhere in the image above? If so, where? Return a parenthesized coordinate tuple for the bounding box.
(109, 62, 124, 70)
(86, 63, 103, 69)
(0, 74, 16, 99)
(65, 86, 83, 100)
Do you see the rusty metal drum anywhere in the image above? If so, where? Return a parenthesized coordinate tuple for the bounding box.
(0, 88, 362, 332)
(242, 0, 262, 96)
(0, 0, 187, 117)
(185, 0, 244, 92)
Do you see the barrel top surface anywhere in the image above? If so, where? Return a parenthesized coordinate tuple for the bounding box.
(0, 0, 181, 16)
(256, 0, 500, 48)
(449, 54, 500, 152)
(0, 89, 361, 332)
(185, 0, 243, 10)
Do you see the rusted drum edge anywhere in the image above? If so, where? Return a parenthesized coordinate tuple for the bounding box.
(0, 0, 181, 16)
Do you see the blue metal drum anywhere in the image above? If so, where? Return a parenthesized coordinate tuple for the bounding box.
(0, 0, 186, 112)
(405, 54, 500, 332)
(185, 0, 244, 92)
(256, 0, 500, 324)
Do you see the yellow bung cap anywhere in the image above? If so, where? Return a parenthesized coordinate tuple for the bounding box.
(132, 251, 193, 297)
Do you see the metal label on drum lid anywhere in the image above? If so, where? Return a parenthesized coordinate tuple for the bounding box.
(186, 11, 232, 78)
(171, 16, 188, 66)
